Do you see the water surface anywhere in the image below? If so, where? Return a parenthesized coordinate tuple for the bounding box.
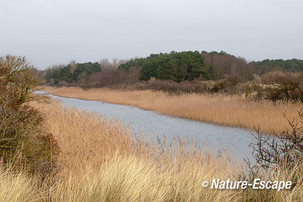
(42, 92, 275, 163)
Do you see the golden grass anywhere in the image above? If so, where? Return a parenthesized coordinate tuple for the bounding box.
(43, 86, 303, 136)
(3, 100, 302, 201)
(49, 153, 242, 201)
(35, 100, 242, 201)
(42, 101, 303, 201)
(0, 166, 42, 202)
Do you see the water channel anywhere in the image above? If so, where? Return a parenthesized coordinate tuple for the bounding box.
(44, 92, 275, 163)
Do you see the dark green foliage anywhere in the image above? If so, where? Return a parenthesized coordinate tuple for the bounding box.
(73, 62, 101, 82)
(0, 55, 59, 179)
(119, 51, 210, 82)
(41, 51, 303, 96)
(44, 65, 65, 85)
(253, 59, 303, 72)
(118, 58, 146, 71)
(44, 62, 101, 85)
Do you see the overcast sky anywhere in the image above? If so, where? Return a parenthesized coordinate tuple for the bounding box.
(0, 0, 302, 69)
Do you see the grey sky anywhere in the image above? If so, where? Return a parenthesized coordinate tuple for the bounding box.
(0, 0, 302, 69)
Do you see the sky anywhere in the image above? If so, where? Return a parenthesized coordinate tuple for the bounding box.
(0, 0, 302, 69)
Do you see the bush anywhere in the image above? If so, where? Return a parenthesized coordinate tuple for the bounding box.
(57, 80, 70, 87)
(248, 109, 303, 191)
(0, 56, 59, 179)
(135, 79, 209, 94)
(211, 74, 242, 94)
(259, 71, 303, 102)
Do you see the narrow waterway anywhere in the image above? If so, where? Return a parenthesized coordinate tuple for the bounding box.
(45, 92, 274, 163)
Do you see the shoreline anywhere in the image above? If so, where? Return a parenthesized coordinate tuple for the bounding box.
(41, 86, 303, 136)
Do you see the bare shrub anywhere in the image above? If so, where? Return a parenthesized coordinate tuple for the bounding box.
(81, 65, 141, 88)
(247, 109, 303, 194)
(260, 72, 303, 102)
(252, 110, 303, 169)
(57, 80, 70, 87)
(211, 74, 242, 94)
(261, 71, 286, 84)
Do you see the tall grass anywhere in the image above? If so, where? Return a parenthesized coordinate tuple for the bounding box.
(0, 165, 42, 202)
(43, 86, 303, 136)
(49, 153, 242, 201)
(34, 101, 243, 201)
(2, 100, 302, 201)
(39, 101, 302, 201)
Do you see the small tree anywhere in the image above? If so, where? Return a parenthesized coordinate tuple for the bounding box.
(0, 56, 42, 107)
(0, 55, 59, 180)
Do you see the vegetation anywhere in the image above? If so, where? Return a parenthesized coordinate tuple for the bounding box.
(2, 54, 303, 201)
(44, 61, 101, 86)
(120, 51, 210, 82)
(259, 71, 303, 102)
(252, 110, 303, 171)
(253, 58, 303, 72)
(0, 55, 58, 178)
(42, 50, 303, 103)
(42, 86, 303, 136)
(1, 99, 300, 201)
(0, 166, 42, 201)
(202, 51, 255, 81)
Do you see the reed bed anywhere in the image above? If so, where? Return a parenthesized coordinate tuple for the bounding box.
(35, 101, 242, 201)
(2, 100, 302, 201)
(43, 86, 303, 136)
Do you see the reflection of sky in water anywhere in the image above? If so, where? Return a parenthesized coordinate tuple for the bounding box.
(41, 92, 277, 163)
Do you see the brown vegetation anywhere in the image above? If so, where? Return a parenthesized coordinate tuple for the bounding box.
(41, 101, 303, 200)
(0, 56, 58, 178)
(43, 86, 303, 136)
(259, 71, 303, 102)
(2, 55, 303, 201)
(1, 99, 302, 201)
(36, 101, 242, 201)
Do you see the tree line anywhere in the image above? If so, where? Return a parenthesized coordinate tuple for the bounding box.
(41, 50, 303, 99)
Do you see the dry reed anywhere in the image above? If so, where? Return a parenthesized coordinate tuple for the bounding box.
(34, 100, 242, 201)
(39, 101, 303, 201)
(2, 100, 302, 201)
(43, 86, 303, 136)
(0, 165, 42, 202)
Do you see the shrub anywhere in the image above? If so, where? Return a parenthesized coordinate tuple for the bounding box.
(248, 109, 303, 192)
(211, 74, 242, 94)
(260, 72, 303, 102)
(57, 80, 70, 87)
(135, 79, 209, 94)
(0, 56, 59, 179)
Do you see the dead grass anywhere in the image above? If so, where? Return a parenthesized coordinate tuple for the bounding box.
(33, 100, 137, 174)
(3, 100, 302, 201)
(43, 86, 303, 136)
(34, 100, 242, 201)
(0, 165, 42, 202)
